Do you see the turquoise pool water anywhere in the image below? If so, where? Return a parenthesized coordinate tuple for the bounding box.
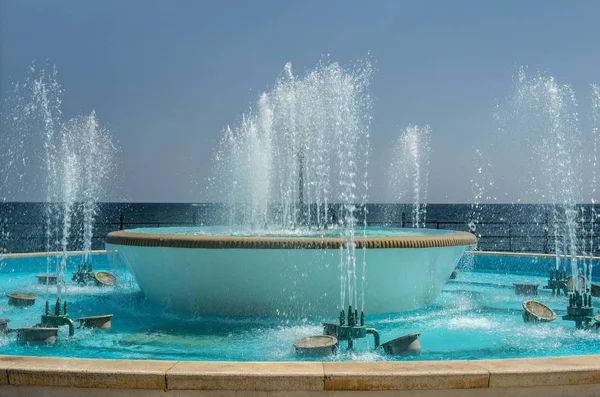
(126, 226, 454, 238)
(1, 253, 600, 361)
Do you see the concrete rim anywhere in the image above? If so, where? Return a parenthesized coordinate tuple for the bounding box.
(105, 229, 477, 249)
(2, 354, 600, 392)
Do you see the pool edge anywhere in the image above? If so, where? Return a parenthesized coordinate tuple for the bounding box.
(2, 355, 600, 395)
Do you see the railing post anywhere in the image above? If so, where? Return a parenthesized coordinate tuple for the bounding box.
(401, 212, 406, 228)
(41, 221, 47, 252)
(508, 223, 512, 252)
(192, 212, 197, 226)
(543, 221, 549, 254)
(119, 213, 124, 230)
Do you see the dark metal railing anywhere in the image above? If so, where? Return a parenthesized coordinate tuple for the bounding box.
(1, 212, 599, 255)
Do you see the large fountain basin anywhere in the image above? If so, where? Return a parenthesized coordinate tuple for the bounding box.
(106, 227, 475, 316)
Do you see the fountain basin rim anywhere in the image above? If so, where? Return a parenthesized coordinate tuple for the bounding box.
(3, 354, 600, 393)
(105, 230, 476, 249)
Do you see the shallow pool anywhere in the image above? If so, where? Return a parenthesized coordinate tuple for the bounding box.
(1, 253, 599, 361)
(126, 225, 453, 238)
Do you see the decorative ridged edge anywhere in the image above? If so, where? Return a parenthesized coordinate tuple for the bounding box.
(105, 230, 477, 250)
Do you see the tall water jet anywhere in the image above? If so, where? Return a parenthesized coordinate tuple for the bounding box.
(52, 113, 115, 296)
(506, 67, 584, 284)
(211, 60, 373, 310)
(56, 124, 80, 295)
(74, 112, 115, 265)
(388, 124, 431, 228)
(16, 64, 64, 294)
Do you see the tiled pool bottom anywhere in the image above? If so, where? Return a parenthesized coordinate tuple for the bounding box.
(1, 253, 600, 361)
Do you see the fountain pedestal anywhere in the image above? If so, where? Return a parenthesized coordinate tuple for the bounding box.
(40, 298, 75, 336)
(323, 306, 380, 350)
(544, 270, 568, 296)
(562, 291, 594, 329)
(72, 263, 95, 285)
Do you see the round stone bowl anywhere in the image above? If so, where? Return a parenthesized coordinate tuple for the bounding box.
(36, 274, 58, 285)
(294, 335, 338, 358)
(94, 271, 116, 286)
(522, 300, 557, 323)
(17, 327, 58, 345)
(380, 332, 422, 356)
(106, 227, 476, 316)
(7, 292, 37, 307)
(77, 314, 113, 329)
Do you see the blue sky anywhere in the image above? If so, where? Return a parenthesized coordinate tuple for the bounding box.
(1, 0, 599, 202)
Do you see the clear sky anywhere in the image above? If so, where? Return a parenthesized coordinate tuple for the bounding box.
(1, 0, 599, 203)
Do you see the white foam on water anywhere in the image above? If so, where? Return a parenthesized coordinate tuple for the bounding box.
(445, 316, 494, 330)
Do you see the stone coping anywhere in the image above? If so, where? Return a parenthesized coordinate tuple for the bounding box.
(105, 230, 477, 249)
(2, 355, 600, 391)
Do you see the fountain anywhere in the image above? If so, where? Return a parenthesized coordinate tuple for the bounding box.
(107, 61, 476, 316)
(472, 68, 596, 297)
(0, 64, 118, 349)
(2, 64, 117, 295)
(512, 69, 588, 271)
(3, 60, 600, 396)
